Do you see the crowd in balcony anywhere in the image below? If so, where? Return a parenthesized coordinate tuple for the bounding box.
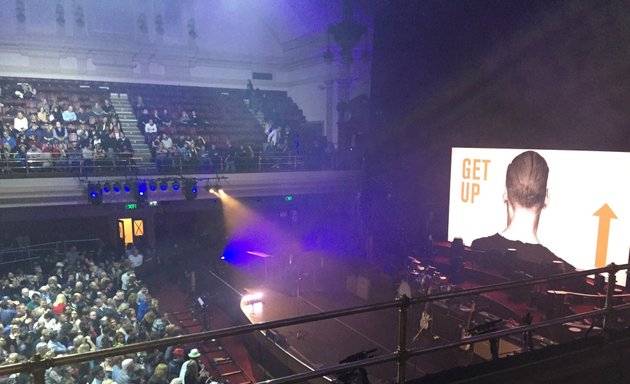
(129, 79, 320, 172)
(0, 242, 214, 384)
(0, 78, 342, 175)
(1, 83, 134, 173)
(132, 95, 259, 172)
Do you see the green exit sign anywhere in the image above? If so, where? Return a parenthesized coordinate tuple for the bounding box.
(125, 203, 137, 210)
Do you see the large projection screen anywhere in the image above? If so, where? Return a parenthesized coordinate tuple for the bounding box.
(448, 148, 630, 284)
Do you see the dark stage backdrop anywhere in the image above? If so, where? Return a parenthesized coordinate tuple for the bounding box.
(367, 0, 630, 248)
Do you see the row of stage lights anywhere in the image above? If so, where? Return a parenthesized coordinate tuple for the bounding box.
(101, 179, 181, 193)
(87, 178, 224, 205)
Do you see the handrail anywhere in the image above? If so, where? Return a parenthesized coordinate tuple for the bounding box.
(0, 239, 100, 254)
(0, 242, 58, 253)
(0, 238, 102, 268)
(0, 256, 40, 267)
(407, 263, 627, 306)
(0, 263, 628, 384)
(260, 302, 630, 384)
(0, 152, 351, 177)
(0, 157, 143, 177)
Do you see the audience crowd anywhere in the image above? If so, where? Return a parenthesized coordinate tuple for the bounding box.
(133, 96, 260, 172)
(0, 242, 211, 384)
(133, 79, 313, 172)
(1, 91, 134, 172)
(1, 79, 336, 174)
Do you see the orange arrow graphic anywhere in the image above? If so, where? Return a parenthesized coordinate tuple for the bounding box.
(593, 204, 617, 268)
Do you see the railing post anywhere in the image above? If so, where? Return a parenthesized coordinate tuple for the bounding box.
(603, 263, 618, 330)
(31, 355, 46, 384)
(396, 294, 411, 384)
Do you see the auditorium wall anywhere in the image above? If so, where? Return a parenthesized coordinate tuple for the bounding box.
(0, 0, 373, 146)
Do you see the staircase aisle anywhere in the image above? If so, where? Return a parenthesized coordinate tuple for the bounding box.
(152, 281, 259, 384)
(109, 93, 154, 170)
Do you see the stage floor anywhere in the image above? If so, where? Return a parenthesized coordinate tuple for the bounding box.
(218, 252, 481, 383)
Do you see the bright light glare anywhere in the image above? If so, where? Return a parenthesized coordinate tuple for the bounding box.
(243, 292, 263, 303)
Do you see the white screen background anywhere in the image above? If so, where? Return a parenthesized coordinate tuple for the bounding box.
(448, 148, 630, 284)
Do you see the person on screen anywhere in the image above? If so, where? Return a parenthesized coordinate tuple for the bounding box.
(471, 150, 575, 277)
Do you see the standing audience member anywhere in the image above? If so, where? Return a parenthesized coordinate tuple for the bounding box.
(179, 349, 203, 384)
(128, 247, 144, 270)
(167, 348, 186, 381)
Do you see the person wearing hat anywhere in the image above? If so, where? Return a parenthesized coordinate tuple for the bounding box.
(167, 347, 186, 381)
(179, 349, 202, 384)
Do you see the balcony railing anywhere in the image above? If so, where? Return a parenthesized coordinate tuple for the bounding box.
(0, 151, 349, 177)
(0, 238, 102, 269)
(0, 156, 143, 177)
(0, 263, 628, 384)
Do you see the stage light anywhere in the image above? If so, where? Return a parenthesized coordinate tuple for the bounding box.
(242, 292, 263, 306)
(284, 195, 293, 201)
(209, 184, 223, 196)
(137, 182, 147, 196)
(149, 180, 157, 191)
(113, 182, 121, 193)
(136, 181, 148, 204)
(159, 180, 168, 191)
(172, 179, 180, 191)
(102, 182, 111, 194)
(242, 292, 264, 315)
(123, 182, 131, 193)
(184, 179, 198, 200)
(87, 183, 102, 205)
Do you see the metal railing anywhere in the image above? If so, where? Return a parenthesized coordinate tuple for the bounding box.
(0, 263, 628, 384)
(0, 152, 351, 177)
(155, 152, 312, 173)
(0, 238, 102, 268)
(0, 157, 143, 177)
